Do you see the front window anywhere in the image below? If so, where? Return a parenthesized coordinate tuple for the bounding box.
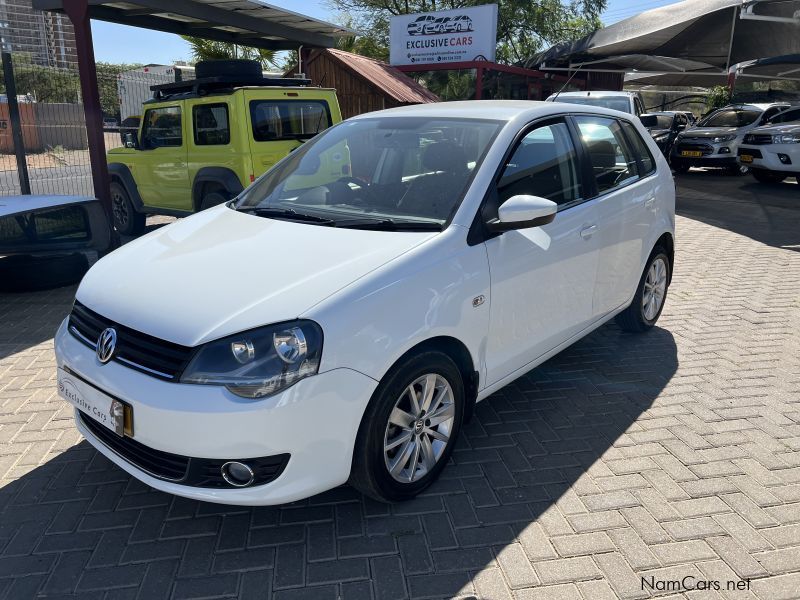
(235, 117, 502, 228)
(250, 100, 331, 142)
(771, 108, 800, 124)
(698, 108, 761, 128)
(554, 96, 632, 113)
(141, 106, 182, 148)
(575, 116, 639, 194)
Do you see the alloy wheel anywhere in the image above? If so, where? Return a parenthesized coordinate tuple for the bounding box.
(642, 257, 668, 321)
(383, 373, 455, 483)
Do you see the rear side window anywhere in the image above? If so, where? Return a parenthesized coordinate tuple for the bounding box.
(498, 120, 582, 207)
(141, 106, 182, 148)
(250, 100, 331, 142)
(193, 103, 230, 145)
(620, 120, 656, 177)
(574, 115, 639, 194)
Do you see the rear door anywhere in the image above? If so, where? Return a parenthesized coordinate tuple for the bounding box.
(483, 117, 600, 386)
(572, 115, 655, 318)
(135, 104, 190, 210)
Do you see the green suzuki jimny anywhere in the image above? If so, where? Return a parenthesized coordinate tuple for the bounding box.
(107, 60, 343, 235)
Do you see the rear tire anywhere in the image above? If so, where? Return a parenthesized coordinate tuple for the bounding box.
(751, 169, 786, 183)
(615, 247, 670, 333)
(110, 181, 145, 236)
(349, 352, 464, 503)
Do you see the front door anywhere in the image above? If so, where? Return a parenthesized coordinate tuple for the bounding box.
(135, 104, 190, 210)
(484, 118, 600, 386)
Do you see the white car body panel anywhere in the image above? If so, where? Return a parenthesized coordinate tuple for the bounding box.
(738, 123, 800, 174)
(55, 100, 676, 505)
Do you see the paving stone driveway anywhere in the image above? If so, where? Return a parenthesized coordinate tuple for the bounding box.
(1, 175, 799, 600)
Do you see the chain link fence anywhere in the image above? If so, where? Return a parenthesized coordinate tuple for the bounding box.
(0, 2, 190, 199)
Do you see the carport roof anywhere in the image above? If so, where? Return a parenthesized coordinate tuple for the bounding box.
(32, 0, 356, 50)
(527, 0, 800, 71)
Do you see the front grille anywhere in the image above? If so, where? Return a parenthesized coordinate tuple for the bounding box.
(743, 134, 773, 145)
(79, 412, 290, 488)
(69, 301, 194, 380)
(677, 143, 713, 156)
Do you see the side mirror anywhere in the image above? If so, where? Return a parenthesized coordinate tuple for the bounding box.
(487, 195, 558, 232)
(123, 131, 139, 149)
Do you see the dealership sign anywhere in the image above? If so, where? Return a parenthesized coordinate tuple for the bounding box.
(389, 4, 498, 66)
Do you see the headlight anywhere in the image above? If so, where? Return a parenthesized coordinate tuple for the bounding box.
(712, 134, 736, 143)
(181, 320, 323, 398)
(773, 133, 800, 144)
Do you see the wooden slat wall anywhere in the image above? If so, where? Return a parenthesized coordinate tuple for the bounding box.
(303, 52, 403, 119)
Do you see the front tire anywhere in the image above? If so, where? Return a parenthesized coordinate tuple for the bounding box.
(349, 352, 464, 502)
(199, 190, 231, 211)
(110, 181, 145, 236)
(751, 169, 786, 183)
(616, 248, 670, 333)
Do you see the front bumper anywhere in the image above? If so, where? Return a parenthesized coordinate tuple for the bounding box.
(671, 139, 740, 168)
(737, 144, 799, 173)
(55, 318, 379, 505)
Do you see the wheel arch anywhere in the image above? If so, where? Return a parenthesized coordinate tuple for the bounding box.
(192, 167, 245, 211)
(654, 231, 675, 285)
(378, 335, 480, 423)
(108, 163, 144, 212)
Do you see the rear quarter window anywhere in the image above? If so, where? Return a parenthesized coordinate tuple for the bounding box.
(250, 100, 332, 142)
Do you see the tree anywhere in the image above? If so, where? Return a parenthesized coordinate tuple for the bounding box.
(706, 85, 731, 112)
(181, 36, 279, 70)
(328, 0, 606, 65)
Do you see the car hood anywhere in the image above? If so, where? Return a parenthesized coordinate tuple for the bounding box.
(76, 206, 437, 346)
(749, 123, 800, 135)
(682, 127, 740, 138)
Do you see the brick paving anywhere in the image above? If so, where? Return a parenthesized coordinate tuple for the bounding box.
(1, 174, 799, 599)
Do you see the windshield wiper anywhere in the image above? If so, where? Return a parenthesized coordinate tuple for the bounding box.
(334, 218, 443, 231)
(238, 206, 335, 225)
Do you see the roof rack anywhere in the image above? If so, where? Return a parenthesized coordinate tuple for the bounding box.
(151, 75, 313, 99)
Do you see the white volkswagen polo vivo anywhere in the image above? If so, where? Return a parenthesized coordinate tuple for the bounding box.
(55, 101, 675, 505)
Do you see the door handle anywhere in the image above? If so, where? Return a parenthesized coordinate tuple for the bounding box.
(644, 196, 656, 209)
(580, 225, 597, 239)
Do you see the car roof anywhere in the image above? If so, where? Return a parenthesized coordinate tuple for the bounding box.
(547, 91, 636, 98)
(348, 100, 638, 123)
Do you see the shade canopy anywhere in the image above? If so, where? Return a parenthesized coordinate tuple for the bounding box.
(528, 0, 800, 71)
(33, 0, 356, 50)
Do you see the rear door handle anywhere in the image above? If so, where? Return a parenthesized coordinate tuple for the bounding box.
(580, 225, 597, 239)
(644, 196, 656, 209)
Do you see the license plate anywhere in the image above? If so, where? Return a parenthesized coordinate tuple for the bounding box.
(58, 367, 130, 436)
(740, 154, 753, 163)
(681, 150, 703, 158)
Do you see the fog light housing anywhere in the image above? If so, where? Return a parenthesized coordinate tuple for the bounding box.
(718, 147, 731, 154)
(778, 153, 792, 165)
(221, 461, 255, 487)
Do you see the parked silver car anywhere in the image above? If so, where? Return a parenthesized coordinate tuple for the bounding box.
(670, 103, 791, 175)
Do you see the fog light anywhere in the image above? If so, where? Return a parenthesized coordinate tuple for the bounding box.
(718, 147, 731, 154)
(778, 153, 792, 165)
(221, 461, 255, 487)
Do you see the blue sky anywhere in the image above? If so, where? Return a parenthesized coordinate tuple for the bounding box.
(91, 0, 679, 65)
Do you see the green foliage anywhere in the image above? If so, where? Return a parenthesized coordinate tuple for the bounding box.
(706, 85, 731, 111)
(328, 0, 606, 65)
(181, 36, 279, 70)
(0, 54, 79, 103)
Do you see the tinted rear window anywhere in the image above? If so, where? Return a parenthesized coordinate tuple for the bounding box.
(250, 100, 332, 142)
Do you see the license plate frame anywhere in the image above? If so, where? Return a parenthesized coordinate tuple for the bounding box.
(680, 150, 703, 158)
(740, 154, 753, 163)
(58, 367, 132, 437)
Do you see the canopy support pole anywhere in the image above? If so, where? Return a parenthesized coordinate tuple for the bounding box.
(63, 0, 118, 245)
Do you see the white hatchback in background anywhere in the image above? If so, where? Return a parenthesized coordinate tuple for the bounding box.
(546, 90, 646, 115)
(55, 101, 675, 505)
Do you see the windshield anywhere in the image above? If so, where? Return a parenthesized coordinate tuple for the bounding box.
(640, 115, 673, 129)
(552, 96, 632, 113)
(698, 108, 761, 128)
(235, 117, 502, 228)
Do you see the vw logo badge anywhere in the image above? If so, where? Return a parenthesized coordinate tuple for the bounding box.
(96, 328, 117, 364)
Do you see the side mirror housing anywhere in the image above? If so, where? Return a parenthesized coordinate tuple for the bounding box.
(487, 195, 558, 232)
